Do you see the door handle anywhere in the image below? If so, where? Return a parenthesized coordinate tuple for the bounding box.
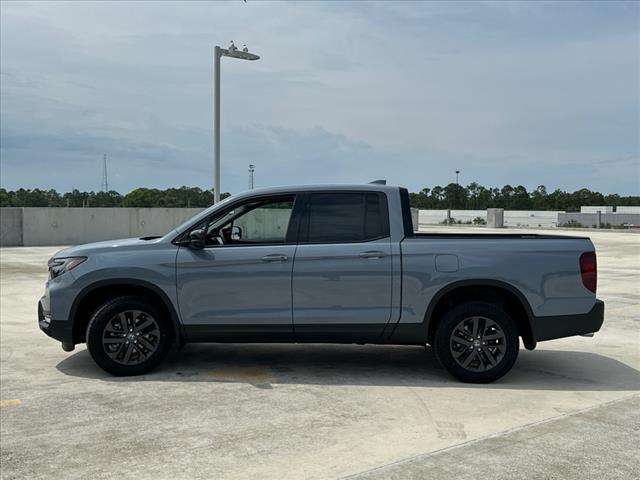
(359, 251, 386, 259)
(261, 254, 288, 262)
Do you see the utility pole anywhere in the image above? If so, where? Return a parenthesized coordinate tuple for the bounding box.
(101, 154, 109, 192)
(248, 164, 255, 189)
(213, 41, 260, 203)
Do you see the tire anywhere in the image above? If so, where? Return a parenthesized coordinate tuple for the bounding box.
(86, 295, 171, 376)
(433, 301, 519, 383)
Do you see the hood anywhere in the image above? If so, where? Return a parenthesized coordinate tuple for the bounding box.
(51, 236, 166, 258)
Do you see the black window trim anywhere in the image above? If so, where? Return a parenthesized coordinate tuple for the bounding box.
(297, 190, 391, 245)
(398, 186, 414, 238)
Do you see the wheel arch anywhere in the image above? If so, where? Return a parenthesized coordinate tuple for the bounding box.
(69, 279, 184, 346)
(424, 279, 537, 350)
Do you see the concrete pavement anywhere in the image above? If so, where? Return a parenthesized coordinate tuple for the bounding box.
(351, 395, 640, 480)
(1, 228, 638, 479)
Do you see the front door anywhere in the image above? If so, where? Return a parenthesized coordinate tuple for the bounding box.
(292, 192, 393, 341)
(176, 195, 298, 341)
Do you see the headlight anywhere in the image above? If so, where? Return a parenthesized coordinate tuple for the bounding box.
(48, 256, 87, 279)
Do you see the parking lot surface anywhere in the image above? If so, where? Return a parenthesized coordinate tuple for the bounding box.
(1, 228, 639, 479)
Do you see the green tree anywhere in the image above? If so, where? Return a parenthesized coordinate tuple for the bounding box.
(512, 185, 531, 210)
(531, 185, 548, 210)
(443, 183, 468, 209)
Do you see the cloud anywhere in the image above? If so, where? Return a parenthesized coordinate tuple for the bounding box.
(1, 1, 638, 195)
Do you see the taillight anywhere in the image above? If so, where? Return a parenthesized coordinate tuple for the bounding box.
(580, 252, 597, 293)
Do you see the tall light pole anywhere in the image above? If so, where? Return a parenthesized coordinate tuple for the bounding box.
(213, 41, 260, 203)
(453, 170, 460, 211)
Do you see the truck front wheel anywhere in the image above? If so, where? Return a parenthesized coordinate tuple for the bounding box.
(433, 301, 519, 383)
(86, 296, 171, 376)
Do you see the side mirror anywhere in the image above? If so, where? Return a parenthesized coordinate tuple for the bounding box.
(231, 225, 242, 241)
(189, 229, 206, 249)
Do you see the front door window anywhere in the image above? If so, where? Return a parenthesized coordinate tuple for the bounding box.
(204, 196, 295, 246)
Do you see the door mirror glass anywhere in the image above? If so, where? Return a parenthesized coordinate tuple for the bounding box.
(189, 229, 206, 249)
(231, 225, 242, 241)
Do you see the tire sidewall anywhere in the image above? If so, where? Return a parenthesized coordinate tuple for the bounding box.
(86, 296, 170, 376)
(434, 301, 519, 383)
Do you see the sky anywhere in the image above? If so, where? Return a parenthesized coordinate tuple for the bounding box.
(1, 0, 639, 196)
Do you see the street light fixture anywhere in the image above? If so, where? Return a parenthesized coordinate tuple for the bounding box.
(248, 164, 255, 190)
(213, 41, 260, 203)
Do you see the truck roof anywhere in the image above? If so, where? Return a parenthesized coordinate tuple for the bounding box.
(232, 184, 400, 197)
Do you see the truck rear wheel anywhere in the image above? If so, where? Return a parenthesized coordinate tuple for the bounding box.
(86, 296, 170, 376)
(433, 301, 519, 383)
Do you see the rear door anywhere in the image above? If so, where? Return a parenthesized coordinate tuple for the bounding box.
(292, 191, 393, 341)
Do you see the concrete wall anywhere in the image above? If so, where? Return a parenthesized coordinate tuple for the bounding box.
(1, 208, 204, 246)
(581, 206, 614, 213)
(487, 209, 504, 228)
(558, 212, 640, 227)
(234, 208, 293, 242)
(616, 206, 640, 214)
(418, 210, 486, 225)
(417, 209, 640, 228)
(0, 207, 296, 246)
(4, 206, 640, 247)
(0, 208, 23, 246)
(503, 211, 563, 228)
(410, 208, 419, 231)
(418, 209, 564, 227)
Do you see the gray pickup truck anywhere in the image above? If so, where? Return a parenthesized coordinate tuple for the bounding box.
(39, 184, 604, 382)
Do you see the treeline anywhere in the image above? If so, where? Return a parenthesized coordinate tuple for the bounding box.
(0, 184, 638, 211)
(409, 183, 639, 211)
(0, 187, 230, 208)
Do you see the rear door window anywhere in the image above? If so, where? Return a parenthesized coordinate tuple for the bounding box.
(303, 192, 389, 243)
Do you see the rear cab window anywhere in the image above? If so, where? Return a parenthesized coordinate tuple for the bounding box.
(300, 192, 390, 244)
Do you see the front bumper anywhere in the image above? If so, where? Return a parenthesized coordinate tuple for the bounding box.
(534, 299, 605, 342)
(38, 297, 73, 345)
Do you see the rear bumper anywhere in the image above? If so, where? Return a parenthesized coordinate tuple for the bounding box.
(38, 298, 73, 345)
(533, 299, 605, 342)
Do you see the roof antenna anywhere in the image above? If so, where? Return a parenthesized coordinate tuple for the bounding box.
(369, 179, 386, 185)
